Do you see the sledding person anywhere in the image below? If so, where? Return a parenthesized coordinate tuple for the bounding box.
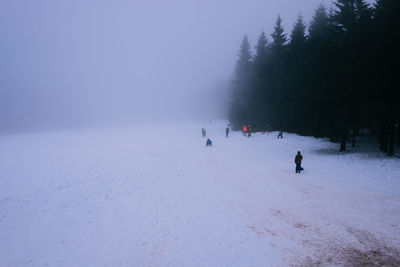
(202, 128, 206, 137)
(295, 151, 303, 173)
(225, 127, 230, 137)
(277, 131, 283, 139)
(206, 138, 212, 146)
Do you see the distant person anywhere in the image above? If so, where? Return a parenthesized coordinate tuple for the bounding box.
(242, 125, 247, 136)
(225, 127, 230, 137)
(295, 151, 303, 173)
(248, 125, 252, 137)
(202, 128, 206, 138)
(266, 125, 272, 135)
(277, 131, 283, 139)
(206, 138, 212, 147)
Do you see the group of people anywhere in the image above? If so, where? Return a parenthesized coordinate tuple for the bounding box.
(242, 125, 252, 137)
(202, 126, 230, 147)
(202, 126, 304, 173)
(242, 125, 284, 139)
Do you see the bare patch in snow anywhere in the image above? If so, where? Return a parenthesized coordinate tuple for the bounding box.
(295, 227, 400, 266)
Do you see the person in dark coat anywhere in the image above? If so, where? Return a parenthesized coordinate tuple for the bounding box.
(277, 131, 283, 139)
(295, 151, 303, 173)
(247, 125, 252, 137)
(225, 127, 230, 137)
(206, 138, 212, 146)
(266, 124, 272, 135)
(202, 128, 206, 137)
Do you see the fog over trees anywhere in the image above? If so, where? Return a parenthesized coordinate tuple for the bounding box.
(229, 0, 399, 154)
(1, 0, 331, 134)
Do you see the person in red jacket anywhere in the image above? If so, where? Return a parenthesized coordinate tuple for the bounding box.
(295, 151, 303, 173)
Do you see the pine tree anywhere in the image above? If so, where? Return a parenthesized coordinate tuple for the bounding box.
(330, 0, 369, 151)
(228, 36, 253, 129)
(271, 15, 287, 50)
(304, 5, 340, 139)
(332, 0, 357, 35)
(253, 31, 268, 65)
(250, 31, 270, 127)
(373, 0, 400, 155)
(308, 5, 330, 43)
(226, 1, 399, 155)
(284, 15, 308, 132)
(236, 36, 252, 71)
(266, 16, 288, 129)
(289, 14, 307, 50)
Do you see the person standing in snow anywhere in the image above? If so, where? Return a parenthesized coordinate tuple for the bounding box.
(266, 124, 272, 135)
(247, 125, 252, 137)
(295, 151, 303, 173)
(225, 127, 230, 137)
(277, 131, 283, 139)
(202, 128, 206, 137)
(206, 138, 212, 146)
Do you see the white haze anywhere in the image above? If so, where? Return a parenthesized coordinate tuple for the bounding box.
(0, 0, 374, 133)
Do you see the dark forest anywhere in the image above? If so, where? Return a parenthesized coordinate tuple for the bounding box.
(228, 0, 399, 154)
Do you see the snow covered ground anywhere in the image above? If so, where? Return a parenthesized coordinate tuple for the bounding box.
(1, 121, 400, 266)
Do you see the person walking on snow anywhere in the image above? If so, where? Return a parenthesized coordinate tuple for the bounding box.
(277, 131, 283, 139)
(242, 125, 247, 136)
(295, 151, 303, 173)
(206, 138, 212, 146)
(202, 128, 206, 138)
(225, 127, 230, 137)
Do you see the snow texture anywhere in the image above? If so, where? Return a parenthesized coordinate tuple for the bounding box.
(1, 121, 400, 266)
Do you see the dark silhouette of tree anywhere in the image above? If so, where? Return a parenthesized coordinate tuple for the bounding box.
(250, 31, 270, 127)
(373, 0, 400, 155)
(284, 14, 308, 132)
(271, 15, 287, 50)
(265, 16, 287, 129)
(228, 36, 253, 129)
(227, 0, 399, 155)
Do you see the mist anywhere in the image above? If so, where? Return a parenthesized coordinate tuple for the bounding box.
(1, 0, 335, 133)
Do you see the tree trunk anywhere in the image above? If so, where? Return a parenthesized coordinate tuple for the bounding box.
(340, 129, 348, 152)
(379, 125, 385, 151)
(388, 123, 395, 156)
(382, 124, 389, 153)
(351, 128, 357, 148)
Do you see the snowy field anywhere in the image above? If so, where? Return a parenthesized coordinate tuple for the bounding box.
(1, 121, 400, 266)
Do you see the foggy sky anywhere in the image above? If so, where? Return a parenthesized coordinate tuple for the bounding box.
(0, 0, 374, 133)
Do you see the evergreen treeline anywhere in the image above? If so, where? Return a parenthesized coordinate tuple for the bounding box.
(228, 0, 400, 154)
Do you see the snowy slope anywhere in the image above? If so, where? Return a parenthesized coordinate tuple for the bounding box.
(1, 121, 400, 266)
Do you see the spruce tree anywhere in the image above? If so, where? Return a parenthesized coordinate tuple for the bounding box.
(271, 15, 287, 50)
(250, 31, 270, 127)
(266, 16, 287, 129)
(373, 0, 400, 155)
(226, 1, 398, 155)
(289, 14, 307, 50)
(254, 31, 268, 65)
(309, 5, 330, 43)
(285, 15, 308, 132)
(228, 36, 253, 129)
